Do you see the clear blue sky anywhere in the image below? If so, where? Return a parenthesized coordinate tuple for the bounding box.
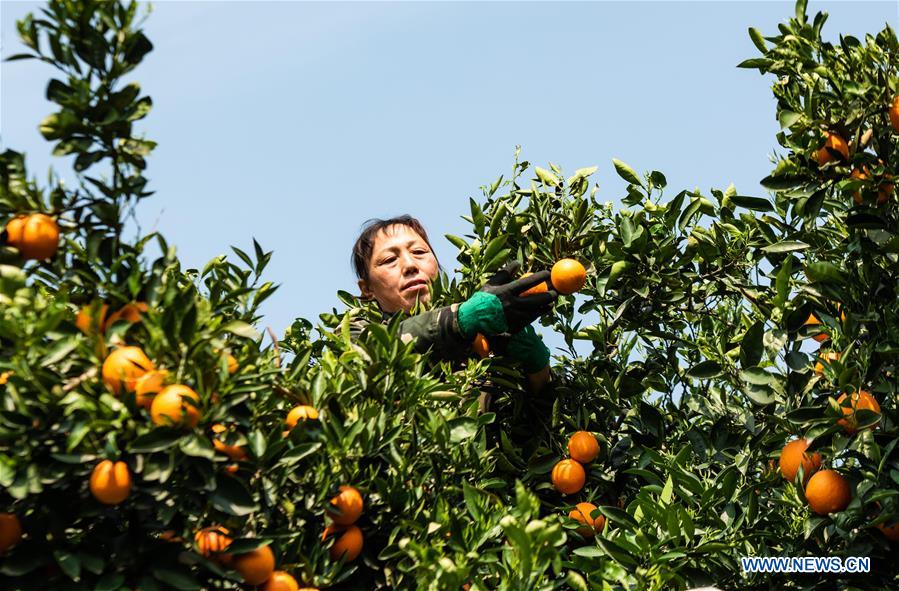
(2, 1, 896, 358)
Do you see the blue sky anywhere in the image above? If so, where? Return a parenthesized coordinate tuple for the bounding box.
(2, 1, 896, 359)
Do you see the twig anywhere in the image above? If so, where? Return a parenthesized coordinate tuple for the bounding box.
(63, 367, 97, 393)
(267, 326, 281, 368)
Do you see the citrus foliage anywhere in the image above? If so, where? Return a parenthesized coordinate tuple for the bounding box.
(2, 1, 899, 590)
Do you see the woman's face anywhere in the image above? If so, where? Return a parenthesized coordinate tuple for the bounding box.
(358, 224, 439, 313)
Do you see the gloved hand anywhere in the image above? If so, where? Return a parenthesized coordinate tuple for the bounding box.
(505, 325, 551, 373)
(457, 261, 557, 339)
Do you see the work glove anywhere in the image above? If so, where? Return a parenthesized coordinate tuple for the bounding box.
(505, 325, 551, 373)
(457, 261, 557, 339)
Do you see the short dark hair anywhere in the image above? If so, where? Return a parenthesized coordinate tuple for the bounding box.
(352, 215, 439, 285)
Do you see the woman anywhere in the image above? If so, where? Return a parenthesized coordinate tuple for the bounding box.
(349, 215, 556, 393)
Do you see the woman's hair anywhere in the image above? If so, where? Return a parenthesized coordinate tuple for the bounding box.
(351, 215, 439, 284)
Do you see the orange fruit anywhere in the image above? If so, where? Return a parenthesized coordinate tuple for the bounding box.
(4, 213, 60, 260)
(211, 424, 248, 461)
(551, 459, 586, 495)
(227, 354, 238, 374)
(0, 513, 22, 553)
(106, 302, 148, 327)
(133, 369, 168, 409)
(150, 384, 201, 428)
(550, 259, 586, 295)
(195, 526, 232, 560)
(877, 520, 899, 542)
(836, 390, 881, 434)
(472, 333, 490, 359)
(814, 132, 849, 166)
(569, 502, 605, 538)
(778, 438, 821, 483)
(813, 351, 840, 376)
(327, 485, 364, 525)
(159, 530, 184, 543)
(322, 524, 363, 562)
(89, 460, 132, 505)
(102, 346, 155, 395)
(233, 545, 275, 586)
(804, 470, 851, 515)
(262, 571, 300, 591)
(568, 431, 600, 464)
(803, 313, 829, 343)
(851, 166, 892, 205)
(75, 303, 109, 335)
(520, 272, 549, 296)
(890, 95, 899, 133)
(286, 405, 319, 429)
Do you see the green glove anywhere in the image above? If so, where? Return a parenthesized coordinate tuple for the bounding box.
(506, 325, 550, 373)
(457, 291, 507, 339)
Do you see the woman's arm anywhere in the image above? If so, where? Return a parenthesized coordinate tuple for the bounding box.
(349, 304, 473, 363)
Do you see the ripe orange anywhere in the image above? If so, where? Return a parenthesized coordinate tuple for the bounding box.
(813, 351, 840, 376)
(520, 272, 549, 296)
(159, 530, 184, 543)
(778, 438, 821, 482)
(4, 213, 60, 260)
(472, 333, 490, 359)
(233, 545, 275, 586)
(102, 346, 155, 395)
(836, 390, 881, 434)
(814, 132, 849, 165)
(0, 513, 22, 553)
(262, 571, 300, 591)
(75, 303, 109, 335)
(106, 302, 148, 327)
(327, 485, 364, 525)
(878, 520, 899, 542)
(804, 470, 851, 515)
(890, 95, 899, 133)
(133, 369, 168, 409)
(322, 524, 363, 562)
(851, 166, 892, 205)
(89, 460, 132, 505)
(150, 384, 201, 428)
(551, 459, 586, 495)
(568, 431, 600, 463)
(286, 405, 319, 429)
(211, 424, 248, 461)
(227, 354, 238, 374)
(803, 313, 829, 343)
(569, 502, 605, 538)
(195, 526, 232, 560)
(550, 259, 586, 295)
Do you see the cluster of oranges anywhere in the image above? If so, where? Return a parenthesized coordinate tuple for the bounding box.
(3, 213, 60, 261)
(550, 431, 605, 539)
(812, 95, 899, 206)
(193, 527, 314, 590)
(322, 485, 365, 562)
(473, 258, 587, 358)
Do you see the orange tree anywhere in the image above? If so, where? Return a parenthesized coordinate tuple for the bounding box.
(2, 0, 899, 590)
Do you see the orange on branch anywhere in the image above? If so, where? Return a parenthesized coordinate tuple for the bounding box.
(89, 460, 132, 505)
(814, 132, 849, 165)
(778, 438, 821, 482)
(569, 502, 605, 538)
(814, 351, 840, 376)
(150, 384, 201, 428)
(520, 272, 549, 296)
(233, 545, 275, 586)
(194, 526, 232, 560)
(106, 302, 148, 327)
(0, 513, 22, 553)
(102, 346, 155, 395)
(551, 459, 586, 495)
(286, 405, 319, 429)
(227, 354, 238, 374)
(472, 333, 491, 358)
(890, 95, 899, 133)
(836, 389, 881, 434)
(262, 571, 300, 591)
(322, 524, 363, 562)
(4, 213, 60, 260)
(803, 313, 829, 342)
(133, 369, 168, 409)
(550, 259, 586, 295)
(804, 470, 851, 515)
(76, 303, 108, 335)
(211, 424, 248, 461)
(327, 485, 364, 525)
(568, 431, 600, 464)
(878, 520, 899, 542)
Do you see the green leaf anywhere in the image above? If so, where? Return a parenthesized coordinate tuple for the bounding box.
(535, 167, 560, 187)
(220, 320, 261, 340)
(54, 550, 81, 581)
(445, 234, 469, 251)
(740, 367, 777, 386)
(597, 506, 638, 530)
(95, 574, 126, 591)
(130, 429, 182, 453)
(152, 568, 200, 590)
(805, 261, 844, 284)
(279, 442, 322, 466)
(448, 417, 478, 443)
(748, 27, 768, 53)
(729, 195, 773, 211)
(210, 476, 259, 516)
(612, 159, 642, 187)
(778, 110, 802, 129)
(686, 360, 722, 379)
(762, 240, 809, 253)
(740, 322, 765, 368)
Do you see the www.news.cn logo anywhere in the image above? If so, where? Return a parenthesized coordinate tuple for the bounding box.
(741, 556, 870, 574)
